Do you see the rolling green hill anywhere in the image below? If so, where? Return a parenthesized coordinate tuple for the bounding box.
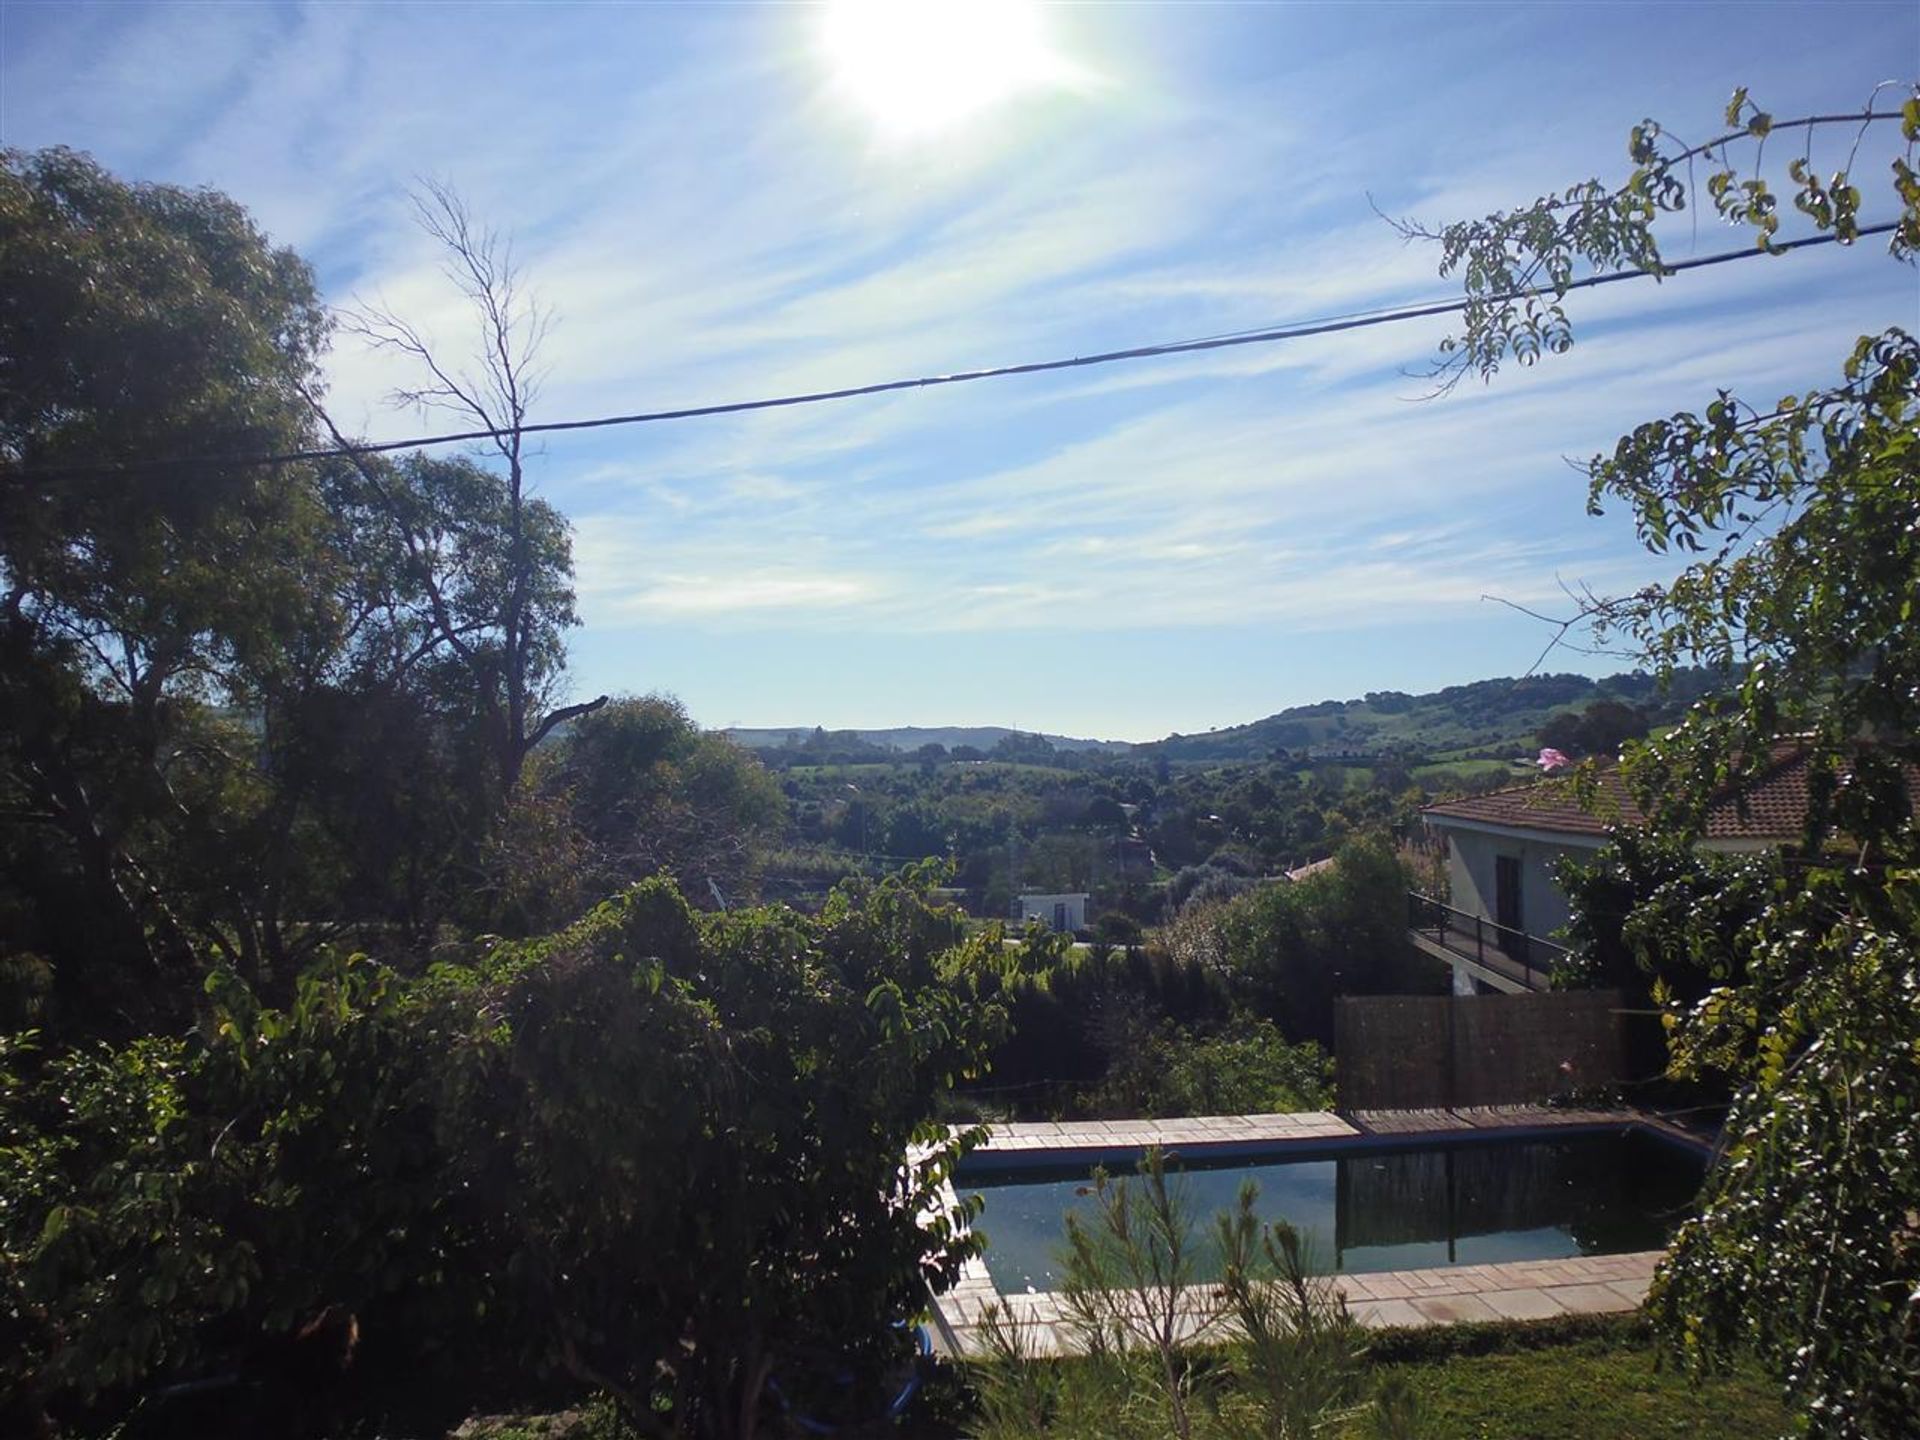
(1139, 668, 1726, 764)
(724, 725, 1132, 754)
(721, 667, 1728, 768)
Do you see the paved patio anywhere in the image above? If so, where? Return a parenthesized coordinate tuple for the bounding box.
(927, 1106, 1685, 1359)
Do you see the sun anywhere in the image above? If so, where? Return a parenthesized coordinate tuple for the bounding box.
(820, 0, 1069, 140)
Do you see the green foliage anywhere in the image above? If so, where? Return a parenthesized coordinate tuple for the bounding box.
(1, 958, 484, 1431)
(447, 874, 1000, 1439)
(1, 873, 1001, 1438)
(1411, 83, 1919, 384)
(1645, 878, 1920, 1435)
(1426, 83, 1920, 1438)
(0, 152, 592, 1030)
(1213, 1197, 1386, 1440)
(1553, 831, 1777, 1010)
(1075, 1017, 1333, 1119)
(1052, 1151, 1219, 1439)
(493, 694, 784, 931)
(0, 147, 333, 1023)
(1143, 668, 1715, 765)
(450, 1399, 642, 1440)
(1205, 838, 1424, 1046)
(1536, 698, 1648, 759)
(945, 930, 1235, 1120)
(1571, 192, 1920, 1440)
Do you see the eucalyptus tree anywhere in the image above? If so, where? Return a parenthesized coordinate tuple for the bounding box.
(495, 694, 785, 932)
(0, 148, 334, 1024)
(0, 152, 592, 1026)
(1406, 86, 1920, 1434)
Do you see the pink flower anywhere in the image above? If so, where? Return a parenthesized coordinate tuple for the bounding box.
(1537, 747, 1571, 772)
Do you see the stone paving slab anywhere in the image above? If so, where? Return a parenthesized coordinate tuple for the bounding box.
(1541, 1282, 1640, 1315)
(1347, 1108, 1475, 1133)
(976, 1110, 1363, 1158)
(930, 1248, 1664, 1358)
(1348, 1298, 1429, 1329)
(1479, 1287, 1569, 1322)
(1606, 1277, 1652, 1305)
(1410, 1293, 1503, 1325)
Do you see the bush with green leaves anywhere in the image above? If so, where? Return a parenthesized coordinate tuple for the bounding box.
(1175, 838, 1425, 1046)
(1412, 81, 1920, 1437)
(1, 870, 1002, 1439)
(1, 954, 492, 1436)
(1075, 1017, 1333, 1120)
(457, 871, 1002, 1440)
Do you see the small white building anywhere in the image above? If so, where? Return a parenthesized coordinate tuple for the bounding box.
(1015, 892, 1090, 933)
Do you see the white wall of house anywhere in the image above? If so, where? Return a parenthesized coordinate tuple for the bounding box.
(1438, 822, 1603, 944)
(1439, 821, 1780, 945)
(1015, 893, 1089, 932)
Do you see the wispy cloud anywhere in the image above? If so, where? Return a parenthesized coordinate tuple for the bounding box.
(5, 0, 1913, 730)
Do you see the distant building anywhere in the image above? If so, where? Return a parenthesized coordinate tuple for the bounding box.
(1015, 892, 1089, 933)
(1284, 856, 1337, 883)
(1307, 744, 1375, 762)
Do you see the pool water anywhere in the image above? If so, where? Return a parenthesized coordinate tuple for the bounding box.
(962, 1131, 1703, 1295)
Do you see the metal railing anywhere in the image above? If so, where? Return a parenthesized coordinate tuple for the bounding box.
(1406, 892, 1567, 991)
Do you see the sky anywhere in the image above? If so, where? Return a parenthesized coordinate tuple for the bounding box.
(3, 1, 1917, 741)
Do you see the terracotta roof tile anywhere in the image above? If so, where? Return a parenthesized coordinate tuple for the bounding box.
(1423, 744, 1920, 842)
(1422, 773, 1641, 837)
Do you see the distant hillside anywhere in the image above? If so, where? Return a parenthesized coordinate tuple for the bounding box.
(725, 725, 1133, 755)
(721, 667, 1730, 768)
(1137, 668, 1728, 764)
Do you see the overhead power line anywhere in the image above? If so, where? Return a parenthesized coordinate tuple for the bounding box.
(12, 223, 1897, 481)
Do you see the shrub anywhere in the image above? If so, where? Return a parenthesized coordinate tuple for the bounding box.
(1075, 1017, 1333, 1119)
(1213, 838, 1423, 1045)
(951, 930, 1234, 1117)
(1, 871, 1001, 1439)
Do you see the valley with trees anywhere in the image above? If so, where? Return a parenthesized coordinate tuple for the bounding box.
(1, 15, 1917, 1439)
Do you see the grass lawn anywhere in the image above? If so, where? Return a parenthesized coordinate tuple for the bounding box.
(1412, 758, 1531, 782)
(1375, 1332, 1789, 1439)
(449, 1320, 1792, 1440)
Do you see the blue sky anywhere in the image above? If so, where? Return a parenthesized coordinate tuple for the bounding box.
(4, 1, 1916, 740)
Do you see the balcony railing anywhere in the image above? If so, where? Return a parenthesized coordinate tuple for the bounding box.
(1406, 892, 1567, 992)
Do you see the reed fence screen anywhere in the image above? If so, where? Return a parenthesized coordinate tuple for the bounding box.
(1334, 991, 1626, 1110)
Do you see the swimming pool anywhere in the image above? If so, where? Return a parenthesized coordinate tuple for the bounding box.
(961, 1129, 1703, 1296)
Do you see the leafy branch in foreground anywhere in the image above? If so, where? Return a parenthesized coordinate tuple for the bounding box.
(1415, 83, 1920, 1438)
(1386, 83, 1919, 388)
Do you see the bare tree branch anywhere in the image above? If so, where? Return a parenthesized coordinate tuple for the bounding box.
(527, 694, 610, 751)
(333, 182, 568, 792)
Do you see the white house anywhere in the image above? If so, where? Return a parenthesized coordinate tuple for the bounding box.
(1015, 892, 1089, 933)
(1417, 746, 1872, 996)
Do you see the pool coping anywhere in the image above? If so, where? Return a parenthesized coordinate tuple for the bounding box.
(925, 1105, 1708, 1359)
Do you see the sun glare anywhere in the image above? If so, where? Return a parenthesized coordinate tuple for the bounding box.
(821, 0, 1068, 140)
